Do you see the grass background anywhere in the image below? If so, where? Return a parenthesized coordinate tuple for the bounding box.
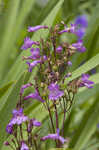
(0, 0, 99, 149)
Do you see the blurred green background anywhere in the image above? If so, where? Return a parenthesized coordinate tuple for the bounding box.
(0, 0, 99, 150)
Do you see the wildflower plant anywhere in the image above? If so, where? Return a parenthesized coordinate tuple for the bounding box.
(4, 17, 94, 150)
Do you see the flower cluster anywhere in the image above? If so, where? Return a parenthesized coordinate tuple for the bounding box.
(5, 106, 41, 150)
(4, 16, 94, 150)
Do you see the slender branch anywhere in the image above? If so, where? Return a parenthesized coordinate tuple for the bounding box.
(53, 101, 59, 129)
(46, 100, 55, 133)
(20, 124, 23, 140)
(62, 97, 66, 136)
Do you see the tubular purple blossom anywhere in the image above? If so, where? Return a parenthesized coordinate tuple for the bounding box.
(72, 40, 86, 53)
(58, 24, 77, 34)
(24, 89, 45, 103)
(65, 72, 72, 78)
(80, 74, 94, 88)
(75, 15, 88, 28)
(28, 25, 48, 32)
(6, 124, 13, 134)
(28, 118, 41, 132)
(32, 118, 41, 127)
(30, 48, 40, 59)
(74, 15, 88, 39)
(9, 108, 28, 125)
(48, 83, 64, 100)
(76, 28, 86, 39)
(21, 37, 39, 50)
(4, 141, 10, 146)
(21, 141, 29, 150)
(67, 61, 72, 66)
(41, 128, 67, 144)
(26, 60, 41, 72)
(20, 83, 33, 95)
(56, 46, 63, 53)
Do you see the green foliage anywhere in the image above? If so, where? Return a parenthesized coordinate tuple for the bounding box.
(0, 0, 99, 149)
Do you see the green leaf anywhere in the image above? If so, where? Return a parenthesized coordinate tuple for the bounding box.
(65, 53, 99, 83)
(0, 0, 20, 79)
(0, 81, 14, 99)
(69, 96, 99, 150)
(0, 0, 36, 80)
(85, 142, 99, 150)
(36, 0, 59, 25)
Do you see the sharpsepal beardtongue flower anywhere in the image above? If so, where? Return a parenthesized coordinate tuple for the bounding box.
(67, 61, 72, 66)
(79, 74, 94, 88)
(30, 48, 40, 59)
(72, 40, 86, 53)
(21, 141, 29, 150)
(26, 60, 41, 72)
(56, 46, 63, 53)
(28, 25, 48, 32)
(28, 118, 41, 132)
(5, 21, 93, 149)
(24, 89, 45, 103)
(20, 83, 33, 95)
(7, 108, 28, 127)
(48, 83, 64, 100)
(4, 141, 10, 146)
(41, 128, 67, 145)
(58, 23, 77, 34)
(75, 15, 88, 28)
(75, 15, 88, 39)
(6, 124, 13, 134)
(21, 37, 39, 50)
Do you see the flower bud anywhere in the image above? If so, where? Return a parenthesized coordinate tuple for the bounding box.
(4, 141, 10, 146)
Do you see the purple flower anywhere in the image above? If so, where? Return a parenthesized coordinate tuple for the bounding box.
(21, 141, 29, 150)
(56, 46, 63, 53)
(30, 48, 40, 59)
(42, 55, 47, 61)
(41, 128, 67, 144)
(58, 24, 77, 34)
(6, 124, 13, 134)
(32, 118, 41, 126)
(4, 141, 10, 146)
(72, 40, 86, 52)
(26, 60, 41, 72)
(76, 28, 86, 39)
(21, 37, 39, 50)
(28, 25, 48, 32)
(65, 72, 72, 78)
(75, 15, 88, 28)
(80, 74, 94, 88)
(28, 118, 41, 132)
(24, 89, 45, 103)
(48, 83, 64, 100)
(75, 15, 88, 39)
(67, 61, 72, 66)
(20, 83, 33, 95)
(9, 108, 28, 125)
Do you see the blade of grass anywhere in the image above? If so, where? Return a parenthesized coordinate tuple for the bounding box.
(0, 0, 20, 79)
(69, 96, 99, 150)
(0, 81, 14, 99)
(65, 52, 99, 83)
(0, 0, 36, 79)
